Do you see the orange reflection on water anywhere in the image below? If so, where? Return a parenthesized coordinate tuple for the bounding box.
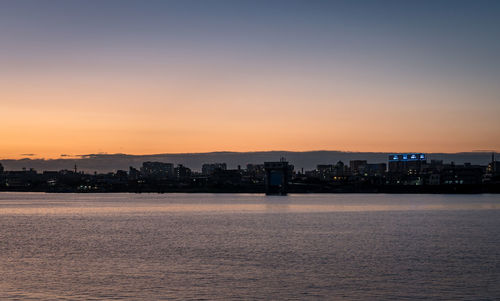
(1, 199, 500, 215)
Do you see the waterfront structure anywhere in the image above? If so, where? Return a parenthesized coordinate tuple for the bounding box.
(264, 159, 291, 195)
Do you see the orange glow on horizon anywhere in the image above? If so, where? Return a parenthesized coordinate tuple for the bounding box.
(1, 77, 499, 160)
(1, 49, 499, 160)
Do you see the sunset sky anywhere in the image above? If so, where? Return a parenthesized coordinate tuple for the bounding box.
(1, 0, 499, 159)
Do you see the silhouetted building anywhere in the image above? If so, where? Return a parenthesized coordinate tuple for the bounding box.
(141, 162, 174, 178)
(0, 163, 3, 174)
(264, 159, 291, 195)
(316, 164, 334, 180)
(129, 166, 140, 180)
(334, 161, 345, 176)
(428, 173, 441, 185)
(175, 164, 191, 180)
(42, 171, 59, 187)
(427, 160, 445, 173)
(212, 169, 242, 185)
(202, 163, 227, 175)
(486, 153, 500, 174)
(487, 161, 500, 174)
(115, 170, 128, 180)
(244, 164, 266, 184)
(246, 164, 265, 176)
(4, 168, 39, 189)
(364, 163, 387, 176)
(388, 153, 426, 174)
(349, 160, 367, 175)
(441, 163, 484, 185)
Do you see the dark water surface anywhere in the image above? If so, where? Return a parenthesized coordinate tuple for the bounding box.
(1, 193, 499, 300)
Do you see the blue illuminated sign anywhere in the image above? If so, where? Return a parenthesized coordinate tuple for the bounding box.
(389, 153, 426, 162)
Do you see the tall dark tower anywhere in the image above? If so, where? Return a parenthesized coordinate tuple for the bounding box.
(264, 159, 290, 195)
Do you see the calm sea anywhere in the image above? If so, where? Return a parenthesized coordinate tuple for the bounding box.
(1, 192, 499, 300)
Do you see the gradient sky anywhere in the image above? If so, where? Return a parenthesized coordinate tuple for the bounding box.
(1, 0, 499, 159)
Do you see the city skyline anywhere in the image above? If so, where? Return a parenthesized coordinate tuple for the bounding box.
(1, 151, 498, 194)
(2, 0, 500, 158)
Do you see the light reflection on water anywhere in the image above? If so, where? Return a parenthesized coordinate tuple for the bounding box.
(1, 193, 500, 215)
(1, 192, 499, 300)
